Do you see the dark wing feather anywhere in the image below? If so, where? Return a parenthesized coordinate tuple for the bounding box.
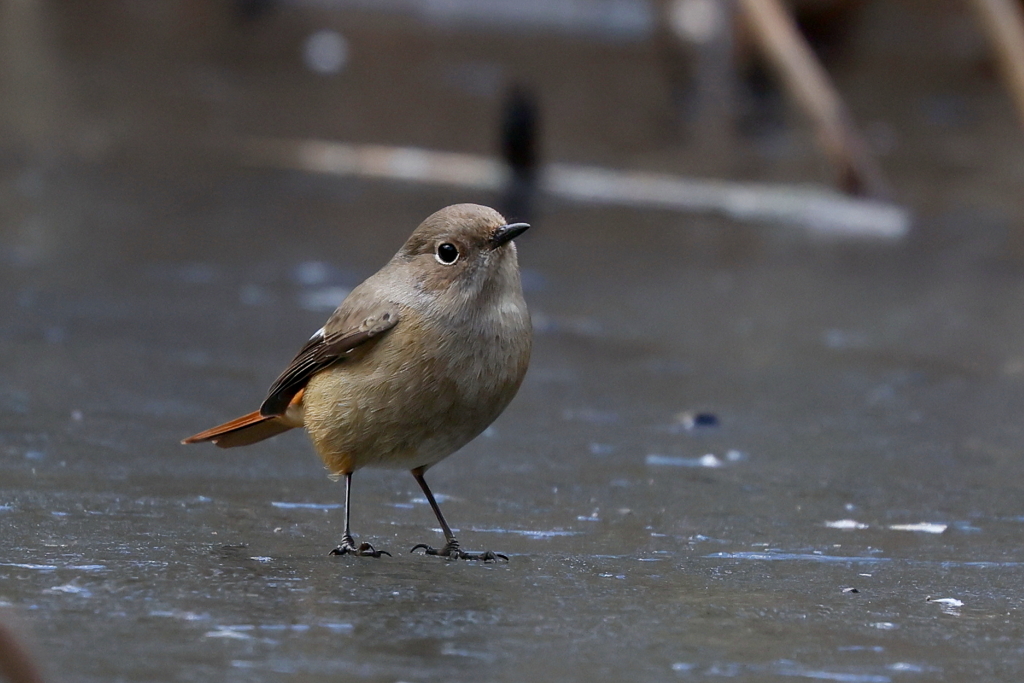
(259, 309, 399, 417)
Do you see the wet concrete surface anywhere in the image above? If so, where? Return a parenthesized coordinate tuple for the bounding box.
(4, 2, 1024, 682)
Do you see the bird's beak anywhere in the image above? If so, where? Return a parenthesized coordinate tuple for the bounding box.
(490, 222, 530, 248)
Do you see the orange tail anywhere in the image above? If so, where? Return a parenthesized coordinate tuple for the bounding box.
(182, 411, 294, 448)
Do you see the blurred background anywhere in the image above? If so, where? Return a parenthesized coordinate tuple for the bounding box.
(3, 1, 1024, 682)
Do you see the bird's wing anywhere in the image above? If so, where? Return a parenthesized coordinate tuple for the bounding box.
(259, 305, 399, 417)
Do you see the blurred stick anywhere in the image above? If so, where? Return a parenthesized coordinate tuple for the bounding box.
(246, 137, 910, 238)
(971, 0, 1024, 128)
(737, 0, 889, 198)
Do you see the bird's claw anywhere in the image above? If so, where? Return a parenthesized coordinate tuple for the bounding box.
(410, 542, 508, 562)
(329, 539, 390, 558)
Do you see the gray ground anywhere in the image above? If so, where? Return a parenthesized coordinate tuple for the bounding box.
(3, 2, 1024, 681)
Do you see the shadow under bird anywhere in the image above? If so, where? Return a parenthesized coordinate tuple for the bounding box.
(183, 204, 532, 561)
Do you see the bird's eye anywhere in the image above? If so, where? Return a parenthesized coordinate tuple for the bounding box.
(435, 242, 460, 265)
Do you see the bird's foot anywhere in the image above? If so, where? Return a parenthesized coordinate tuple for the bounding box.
(329, 535, 390, 558)
(410, 540, 508, 562)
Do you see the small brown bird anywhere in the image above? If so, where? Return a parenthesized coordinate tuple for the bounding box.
(183, 204, 531, 560)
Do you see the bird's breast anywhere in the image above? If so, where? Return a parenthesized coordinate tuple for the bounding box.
(301, 298, 530, 474)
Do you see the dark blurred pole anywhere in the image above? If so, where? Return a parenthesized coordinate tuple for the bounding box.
(499, 84, 540, 224)
(0, 0, 64, 267)
(662, 0, 738, 149)
(972, 0, 1024, 129)
(0, 0, 61, 154)
(738, 0, 889, 198)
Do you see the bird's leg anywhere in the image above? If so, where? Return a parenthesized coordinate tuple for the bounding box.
(409, 468, 508, 561)
(329, 472, 389, 557)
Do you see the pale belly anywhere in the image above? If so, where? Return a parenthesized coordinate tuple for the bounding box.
(299, 321, 530, 475)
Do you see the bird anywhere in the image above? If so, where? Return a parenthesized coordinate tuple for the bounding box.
(183, 204, 532, 561)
